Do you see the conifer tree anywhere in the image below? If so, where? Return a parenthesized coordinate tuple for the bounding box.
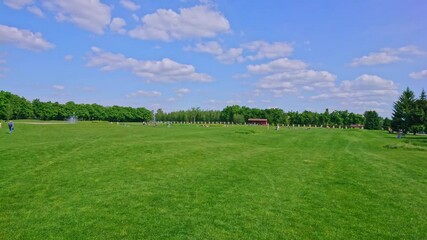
(391, 87, 416, 133)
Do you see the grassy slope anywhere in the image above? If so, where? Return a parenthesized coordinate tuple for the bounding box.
(0, 122, 425, 239)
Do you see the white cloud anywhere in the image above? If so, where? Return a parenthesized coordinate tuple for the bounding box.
(186, 41, 243, 64)
(42, 0, 111, 34)
(175, 88, 191, 97)
(409, 69, 427, 79)
(340, 74, 397, 91)
(52, 84, 65, 90)
(242, 41, 293, 60)
(311, 74, 399, 111)
(351, 45, 425, 67)
(247, 58, 307, 74)
(384, 45, 426, 56)
(27, 6, 44, 17)
(64, 54, 73, 61)
(187, 40, 293, 64)
(0, 24, 54, 51)
(120, 0, 140, 11)
(188, 41, 223, 55)
(126, 90, 162, 98)
(110, 17, 127, 34)
(249, 58, 336, 95)
(257, 70, 335, 95)
(3, 0, 33, 9)
(87, 47, 212, 83)
(351, 52, 400, 66)
(129, 5, 230, 41)
(216, 48, 243, 64)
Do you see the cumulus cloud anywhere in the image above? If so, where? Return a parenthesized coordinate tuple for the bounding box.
(242, 41, 293, 60)
(409, 69, 427, 79)
(175, 88, 191, 97)
(186, 41, 243, 64)
(42, 0, 111, 34)
(120, 0, 140, 11)
(110, 17, 127, 34)
(258, 70, 336, 94)
(129, 5, 230, 41)
(126, 90, 162, 98)
(87, 47, 212, 83)
(187, 40, 293, 64)
(0, 24, 54, 51)
(351, 45, 425, 67)
(351, 52, 400, 66)
(248, 58, 336, 96)
(247, 58, 307, 74)
(311, 74, 399, 111)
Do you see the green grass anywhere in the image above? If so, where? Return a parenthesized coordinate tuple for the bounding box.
(0, 121, 426, 239)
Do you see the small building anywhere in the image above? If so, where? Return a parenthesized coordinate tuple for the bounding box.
(248, 118, 268, 126)
(350, 124, 364, 129)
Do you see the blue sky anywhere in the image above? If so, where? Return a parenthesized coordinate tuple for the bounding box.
(0, 0, 426, 117)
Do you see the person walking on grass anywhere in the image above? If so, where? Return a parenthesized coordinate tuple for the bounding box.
(8, 121, 14, 134)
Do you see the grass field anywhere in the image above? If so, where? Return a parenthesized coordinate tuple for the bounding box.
(0, 121, 426, 239)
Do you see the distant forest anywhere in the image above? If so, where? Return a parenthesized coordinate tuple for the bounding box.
(1, 88, 426, 133)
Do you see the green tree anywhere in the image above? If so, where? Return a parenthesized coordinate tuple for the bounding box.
(189, 107, 201, 122)
(330, 111, 343, 127)
(391, 87, 416, 133)
(233, 114, 245, 124)
(417, 89, 427, 131)
(0, 91, 13, 120)
(265, 108, 285, 125)
(364, 110, 382, 130)
(383, 117, 392, 131)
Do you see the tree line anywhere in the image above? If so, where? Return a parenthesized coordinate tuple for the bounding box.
(0, 91, 152, 122)
(156, 106, 388, 129)
(391, 88, 427, 134)
(2, 88, 425, 133)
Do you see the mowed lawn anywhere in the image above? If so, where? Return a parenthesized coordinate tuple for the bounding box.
(0, 122, 425, 239)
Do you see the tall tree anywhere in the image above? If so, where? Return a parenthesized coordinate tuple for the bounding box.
(391, 87, 416, 133)
(414, 89, 427, 133)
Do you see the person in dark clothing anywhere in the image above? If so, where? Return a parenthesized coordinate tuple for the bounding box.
(8, 121, 14, 134)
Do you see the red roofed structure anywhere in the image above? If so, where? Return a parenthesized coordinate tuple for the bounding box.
(247, 118, 268, 126)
